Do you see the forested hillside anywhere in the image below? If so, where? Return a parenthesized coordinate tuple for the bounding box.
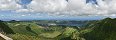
(84, 18, 116, 40)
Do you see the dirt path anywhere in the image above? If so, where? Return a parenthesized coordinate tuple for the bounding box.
(0, 33, 13, 40)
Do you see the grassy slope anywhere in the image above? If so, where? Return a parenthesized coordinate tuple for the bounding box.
(4, 18, 116, 40)
(6, 22, 44, 36)
(84, 18, 116, 40)
(0, 21, 92, 40)
(4, 21, 81, 40)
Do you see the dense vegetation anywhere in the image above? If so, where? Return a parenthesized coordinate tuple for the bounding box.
(0, 18, 116, 40)
(84, 18, 116, 40)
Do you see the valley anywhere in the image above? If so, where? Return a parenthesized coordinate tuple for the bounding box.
(0, 18, 115, 40)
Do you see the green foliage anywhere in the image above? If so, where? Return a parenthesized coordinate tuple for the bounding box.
(6, 22, 44, 36)
(83, 18, 116, 40)
(49, 26, 64, 31)
(62, 27, 77, 37)
(0, 21, 14, 34)
(40, 31, 61, 38)
(10, 33, 40, 40)
(1, 21, 88, 40)
(71, 31, 81, 40)
(59, 27, 85, 40)
(80, 29, 92, 34)
(2, 18, 116, 40)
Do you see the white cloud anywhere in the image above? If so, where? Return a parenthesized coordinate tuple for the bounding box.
(15, 9, 34, 13)
(0, 0, 22, 10)
(0, 0, 116, 17)
(27, 0, 106, 16)
(27, 0, 68, 12)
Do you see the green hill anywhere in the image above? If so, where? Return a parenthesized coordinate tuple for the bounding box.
(0, 21, 82, 40)
(0, 20, 14, 34)
(1, 18, 116, 40)
(6, 21, 45, 36)
(84, 18, 116, 40)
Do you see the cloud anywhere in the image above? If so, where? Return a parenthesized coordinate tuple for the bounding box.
(96, 0, 116, 16)
(16, 9, 32, 12)
(64, 0, 116, 17)
(0, 0, 116, 17)
(27, 0, 111, 16)
(27, 0, 68, 12)
(0, 0, 22, 10)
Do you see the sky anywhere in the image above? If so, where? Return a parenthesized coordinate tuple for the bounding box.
(0, 0, 116, 21)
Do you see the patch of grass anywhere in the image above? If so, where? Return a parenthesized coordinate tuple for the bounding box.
(40, 31, 61, 38)
(9, 33, 40, 40)
(62, 27, 77, 37)
(6, 22, 44, 36)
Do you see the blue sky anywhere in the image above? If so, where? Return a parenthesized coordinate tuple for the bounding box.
(17, 0, 32, 5)
(0, 0, 116, 21)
